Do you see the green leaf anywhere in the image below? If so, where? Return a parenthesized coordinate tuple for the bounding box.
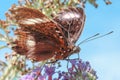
(0, 37, 7, 42)
(0, 60, 7, 72)
(0, 45, 7, 50)
(0, 33, 8, 42)
(88, 0, 98, 8)
(0, 60, 7, 67)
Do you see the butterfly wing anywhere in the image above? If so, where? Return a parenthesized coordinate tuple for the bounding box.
(13, 29, 63, 61)
(10, 7, 70, 61)
(10, 7, 67, 46)
(53, 7, 86, 44)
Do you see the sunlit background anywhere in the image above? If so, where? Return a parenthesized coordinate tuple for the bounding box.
(0, 0, 120, 80)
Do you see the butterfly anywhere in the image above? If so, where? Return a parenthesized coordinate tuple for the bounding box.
(9, 6, 85, 61)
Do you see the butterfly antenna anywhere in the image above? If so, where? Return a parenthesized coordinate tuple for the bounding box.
(78, 31, 113, 46)
(78, 33, 100, 46)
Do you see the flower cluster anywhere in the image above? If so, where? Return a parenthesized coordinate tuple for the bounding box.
(20, 59, 98, 80)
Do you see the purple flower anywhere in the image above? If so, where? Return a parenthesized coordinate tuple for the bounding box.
(20, 59, 98, 80)
(20, 73, 34, 80)
(44, 65, 55, 80)
(69, 59, 77, 65)
(38, 75, 46, 80)
(44, 65, 55, 76)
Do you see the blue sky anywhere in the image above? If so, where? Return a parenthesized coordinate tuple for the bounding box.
(0, 0, 120, 80)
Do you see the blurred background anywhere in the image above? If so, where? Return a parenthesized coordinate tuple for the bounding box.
(0, 0, 120, 80)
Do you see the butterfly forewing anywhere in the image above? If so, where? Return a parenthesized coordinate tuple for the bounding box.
(10, 7, 67, 47)
(10, 7, 72, 61)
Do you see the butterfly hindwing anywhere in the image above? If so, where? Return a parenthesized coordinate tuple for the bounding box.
(54, 7, 86, 43)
